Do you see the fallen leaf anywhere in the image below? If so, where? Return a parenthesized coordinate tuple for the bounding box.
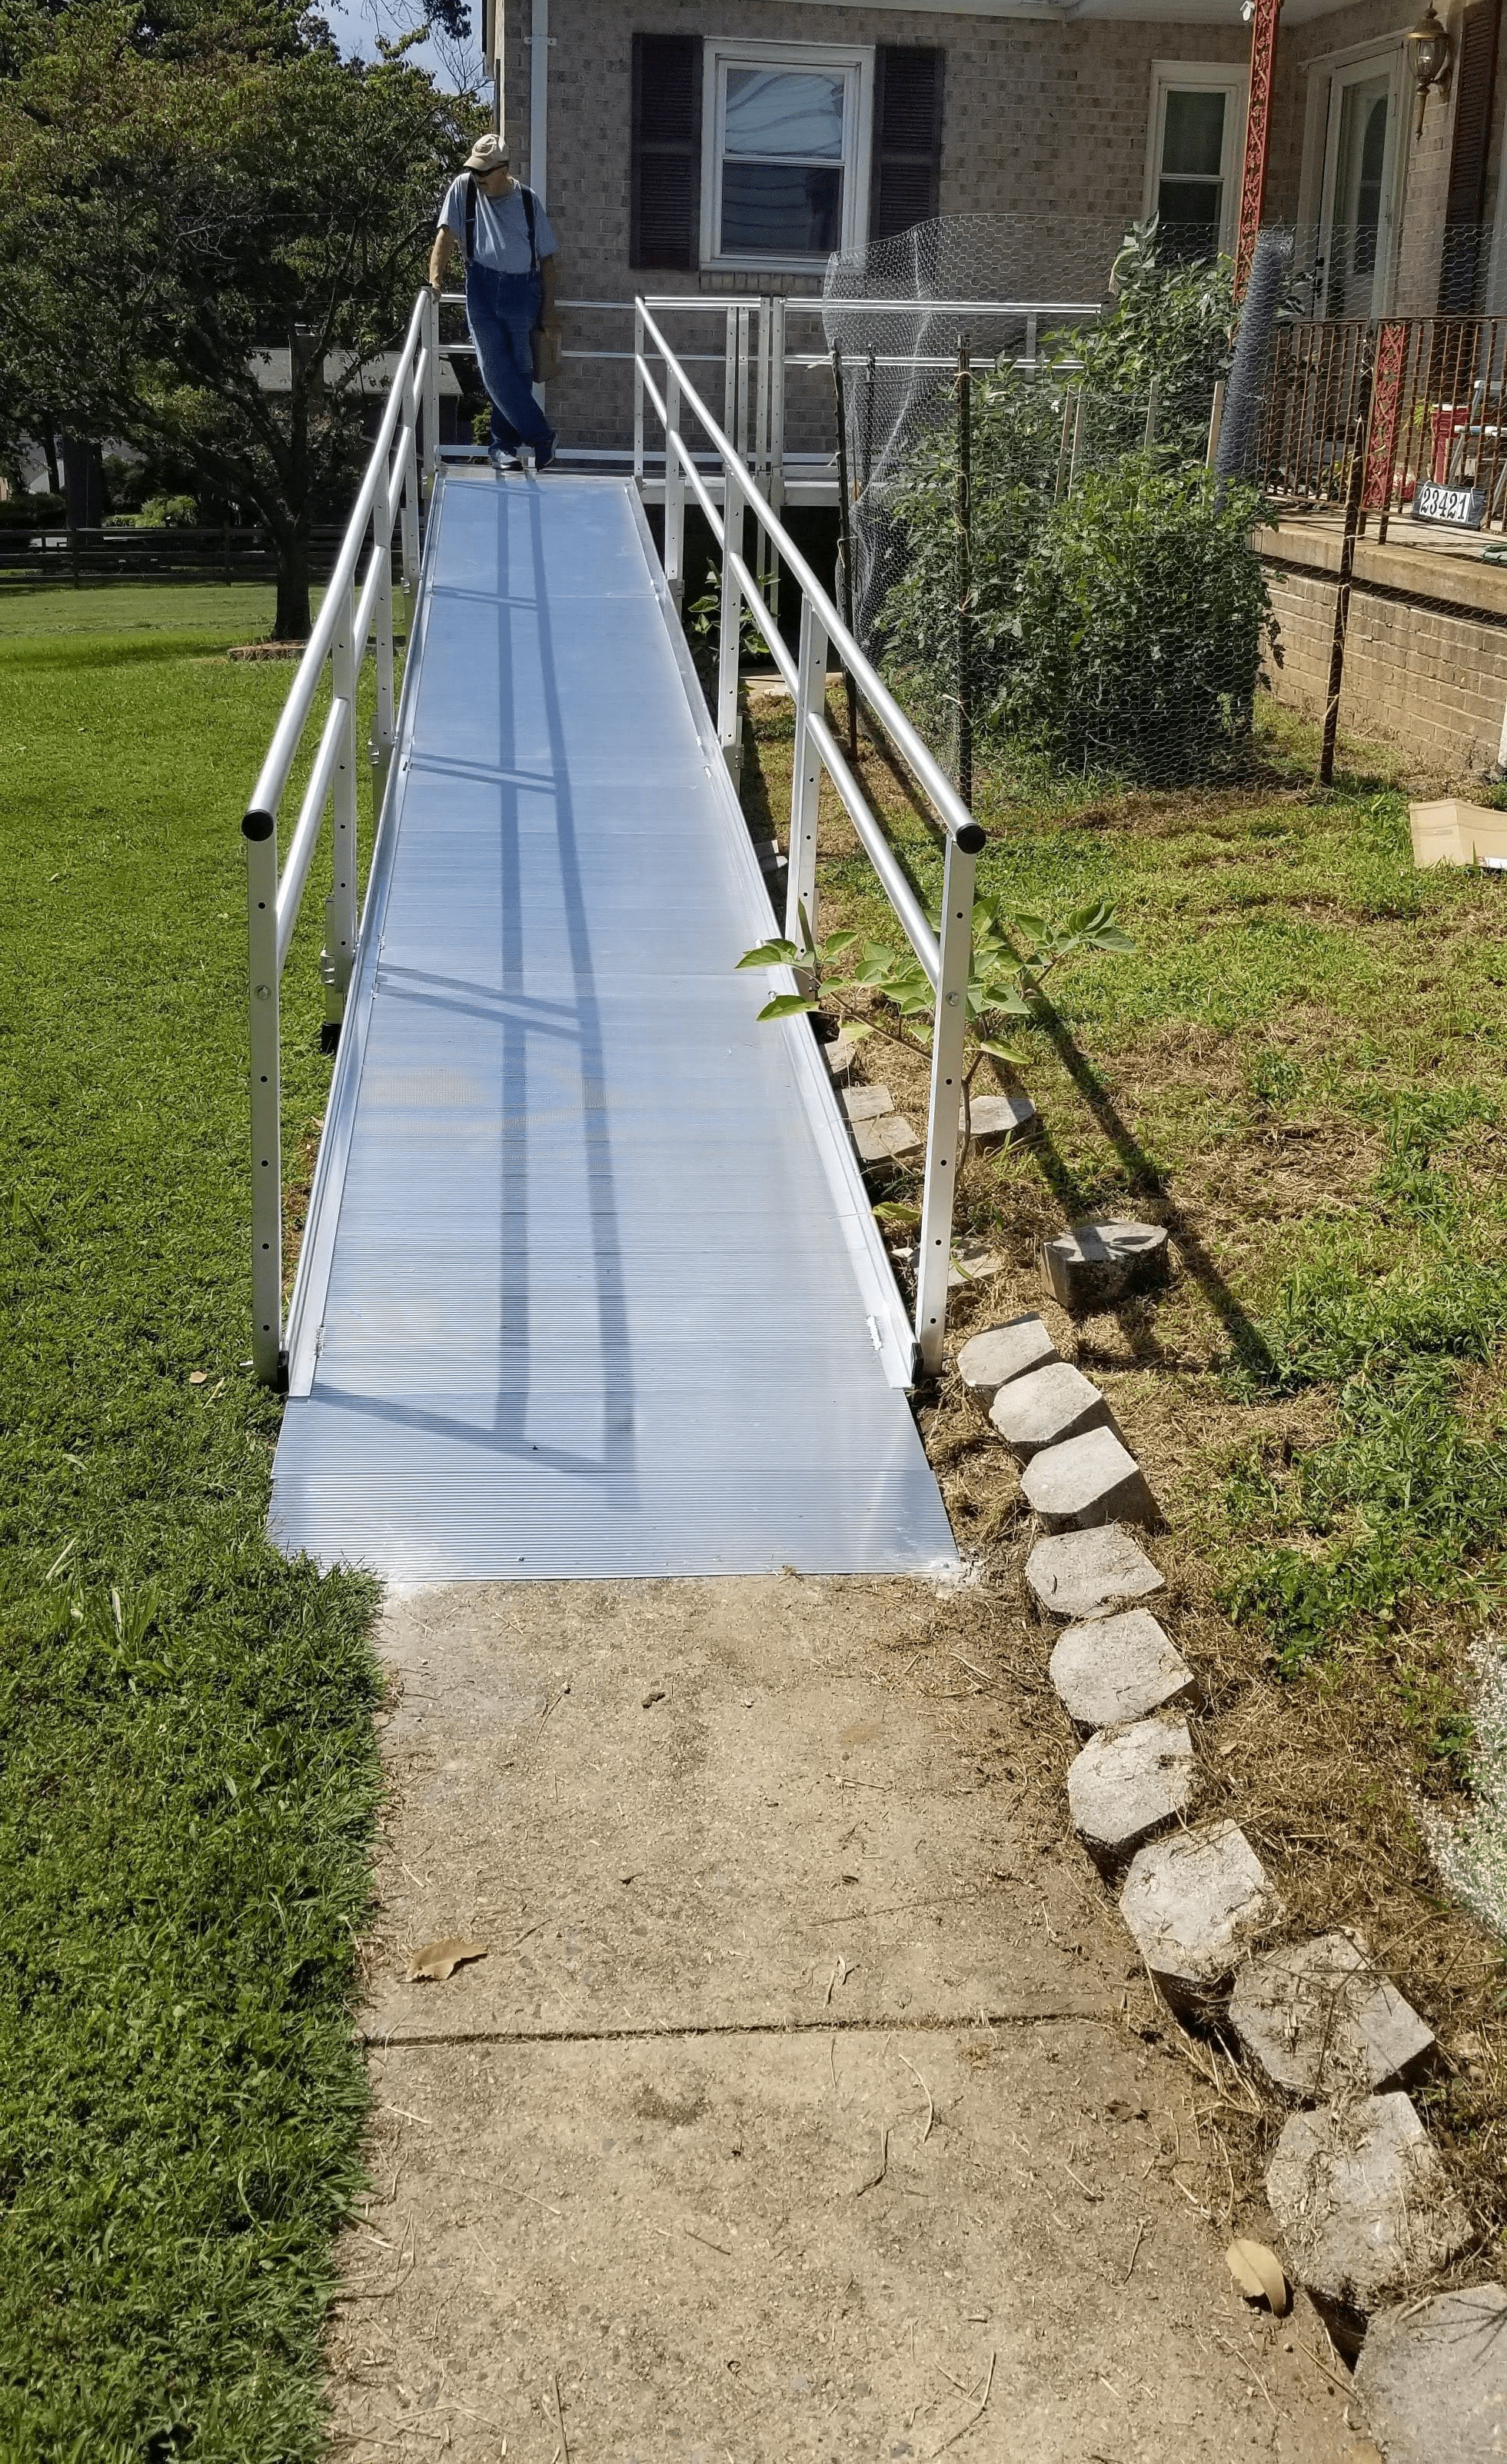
(1225, 2238, 1289, 2316)
(1103, 2099, 1146, 2123)
(642, 1687, 667, 1708)
(188, 1370, 208, 1386)
(408, 1937, 489, 1983)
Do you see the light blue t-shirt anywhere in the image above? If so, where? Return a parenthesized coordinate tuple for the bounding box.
(438, 176, 557, 275)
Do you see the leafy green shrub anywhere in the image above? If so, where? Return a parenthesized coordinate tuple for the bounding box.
(994, 458, 1271, 782)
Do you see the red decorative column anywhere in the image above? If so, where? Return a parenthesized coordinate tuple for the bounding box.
(1235, 0, 1283, 300)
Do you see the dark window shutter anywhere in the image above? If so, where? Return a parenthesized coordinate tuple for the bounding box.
(631, 32, 703, 271)
(869, 45, 944, 244)
(1439, 0, 1500, 310)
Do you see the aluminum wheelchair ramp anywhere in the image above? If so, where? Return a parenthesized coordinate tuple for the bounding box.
(269, 471, 956, 1582)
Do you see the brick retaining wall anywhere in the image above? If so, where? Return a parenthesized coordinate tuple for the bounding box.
(1257, 525, 1507, 782)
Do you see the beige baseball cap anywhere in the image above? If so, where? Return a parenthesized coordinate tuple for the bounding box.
(464, 133, 510, 173)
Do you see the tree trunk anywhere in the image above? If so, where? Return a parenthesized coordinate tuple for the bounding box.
(274, 530, 311, 640)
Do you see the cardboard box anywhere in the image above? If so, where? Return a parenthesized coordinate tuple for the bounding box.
(1408, 798, 1507, 868)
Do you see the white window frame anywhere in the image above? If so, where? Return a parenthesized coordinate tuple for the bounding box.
(700, 37, 875, 275)
(1143, 60, 1249, 260)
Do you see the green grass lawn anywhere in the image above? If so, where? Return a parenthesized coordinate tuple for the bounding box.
(1, 583, 381, 2457)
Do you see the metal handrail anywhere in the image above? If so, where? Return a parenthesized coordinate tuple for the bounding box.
(635, 296, 983, 1376)
(241, 285, 437, 1385)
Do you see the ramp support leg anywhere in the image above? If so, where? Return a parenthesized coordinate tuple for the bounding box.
(787, 598, 826, 956)
(371, 463, 396, 821)
(914, 833, 976, 1378)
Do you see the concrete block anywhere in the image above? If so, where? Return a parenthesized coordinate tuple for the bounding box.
(1355, 2283, 1507, 2464)
(1049, 1609, 1198, 1731)
(956, 1315, 1057, 1406)
(1020, 1427, 1156, 1530)
(853, 1114, 923, 1169)
(842, 1082, 896, 1123)
(1041, 1220, 1170, 1313)
(1409, 797, 1507, 870)
(822, 1029, 863, 1084)
(1025, 1524, 1165, 1623)
(1119, 1820, 1281, 2019)
(1266, 2093, 1472, 2358)
(1067, 1714, 1196, 1871)
(962, 1092, 1037, 1150)
(988, 1360, 1115, 1464)
(1230, 1933, 1436, 2100)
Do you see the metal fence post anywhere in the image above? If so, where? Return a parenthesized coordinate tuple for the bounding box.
(243, 811, 284, 1385)
(914, 833, 976, 1377)
(324, 588, 358, 1045)
(634, 299, 646, 484)
(956, 335, 973, 811)
(664, 365, 685, 608)
(786, 598, 827, 954)
(717, 465, 744, 780)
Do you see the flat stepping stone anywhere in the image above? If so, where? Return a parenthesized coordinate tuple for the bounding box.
(1354, 2282, 1507, 2464)
(1020, 1426, 1156, 1530)
(1050, 1609, 1197, 1731)
(1025, 1524, 1164, 1623)
(1042, 1219, 1169, 1313)
(842, 1082, 896, 1123)
(823, 1029, 861, 1083)
(1266, 2093, 1472, 2359)
(963, 1092, 1036, 1150)
(1066, 1714, 1196, 1872)
(1119, 1820, 1280, 2019)
(1230, 1933, 1436, 2100)
(853, 1114, 923, 1169)
(989, 1360, 1114, 1464)
(956, 1315, 1057, 1406)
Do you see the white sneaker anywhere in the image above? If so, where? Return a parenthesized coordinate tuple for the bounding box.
(488, 446, 521, 474)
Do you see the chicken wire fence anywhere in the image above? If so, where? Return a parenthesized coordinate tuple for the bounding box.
(820, 215, 1275, 791)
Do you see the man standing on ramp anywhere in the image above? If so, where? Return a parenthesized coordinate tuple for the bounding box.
(429, 132, 559, 474)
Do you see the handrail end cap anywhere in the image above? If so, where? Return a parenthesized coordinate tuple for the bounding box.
(955, 821, 987, 855)
(242, 808, 276, 843)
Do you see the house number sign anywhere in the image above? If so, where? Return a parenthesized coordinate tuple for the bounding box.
(1412, 479, 1487, 528)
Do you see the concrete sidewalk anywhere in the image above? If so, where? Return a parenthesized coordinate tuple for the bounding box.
(328, 1577, 1355, 2462)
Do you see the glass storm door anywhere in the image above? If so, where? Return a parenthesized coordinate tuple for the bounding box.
(1319, 65, 1398, 318)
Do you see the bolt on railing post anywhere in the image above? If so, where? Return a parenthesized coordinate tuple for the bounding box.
(323, 586, 358, 1044)
(664, 365, 685, 608)
(914, 832, 976, 1378)
(244, 811, 284, 1386)
(634, 299, 646, 484)
(717, 465, 745, 781)
(371, 459, 396, 821)
(786, 597, 827, 962)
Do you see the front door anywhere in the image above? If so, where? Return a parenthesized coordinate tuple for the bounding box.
(1317, 59, 1401, 318)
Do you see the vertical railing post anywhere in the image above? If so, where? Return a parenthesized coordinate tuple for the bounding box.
(664, 364, 685, 609)
(914, 833, 977, 1377)
(399, 358, 421, 593)
(717, 465, 744, 781)
(244, 811, 284, 1385)
(323, 588, 358, 1047)
(371, 455, 396, 821)
(723, 305, 739, 445)
(956, 335, 973, 812)
(634, 299, 646, 484)
(786, 597, 826, 955)
(421, 288, 440, 494)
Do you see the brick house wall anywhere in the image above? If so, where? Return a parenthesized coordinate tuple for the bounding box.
(501, 1, 1249, 451)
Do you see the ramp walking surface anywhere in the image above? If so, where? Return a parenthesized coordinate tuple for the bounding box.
(271, 471, 953, 1583)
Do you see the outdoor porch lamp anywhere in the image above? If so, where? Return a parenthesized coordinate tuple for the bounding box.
(1406, 5, 1452, 135)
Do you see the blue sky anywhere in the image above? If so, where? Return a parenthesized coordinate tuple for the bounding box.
(322, 0, 487, 96)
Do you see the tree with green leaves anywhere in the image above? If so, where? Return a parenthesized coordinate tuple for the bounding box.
(0, 0, 483, 634)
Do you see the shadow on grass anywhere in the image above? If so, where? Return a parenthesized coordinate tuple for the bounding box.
(1028, 982, 1277, 1379)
